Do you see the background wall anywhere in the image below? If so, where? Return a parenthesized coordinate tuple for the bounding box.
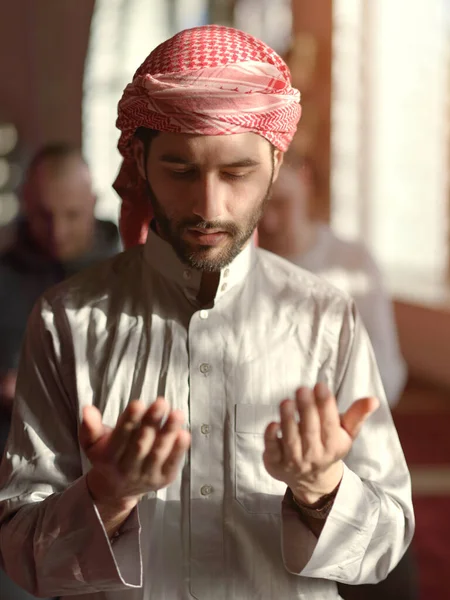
(0, 0, 94, 155)
(289, 0, 332, 222)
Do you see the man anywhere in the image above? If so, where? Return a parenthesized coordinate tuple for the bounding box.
(0, 144, 121, 600)
(0, 26, 413, 600)
(258, 161, 407, 407)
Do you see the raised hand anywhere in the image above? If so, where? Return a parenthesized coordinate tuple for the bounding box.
(79, 397, 191, 512)
(263, 383, 379, 505)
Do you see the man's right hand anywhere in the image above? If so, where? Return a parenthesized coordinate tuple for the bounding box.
(79, 397, 191, 522)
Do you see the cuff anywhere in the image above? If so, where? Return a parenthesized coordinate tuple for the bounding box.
(282, 463, 378, 579)
(43, 475, 143, 594)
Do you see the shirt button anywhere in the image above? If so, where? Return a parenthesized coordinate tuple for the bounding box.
(199, 363, 211, 375)
(220, 283, 227, 292)
(201, 484, 213, 496)
(223, 268, 230, 277)
(183, 270, 192, 280)
(201, 424, 211, 435)
(199, 310, 209, 319)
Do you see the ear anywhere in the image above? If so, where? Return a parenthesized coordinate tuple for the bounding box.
(131, 137, 147, 179)
(272, 150, 284, 183)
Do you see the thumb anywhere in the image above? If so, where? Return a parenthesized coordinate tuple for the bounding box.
(340, 397, 379, 440)
(79, 405, 105, 451)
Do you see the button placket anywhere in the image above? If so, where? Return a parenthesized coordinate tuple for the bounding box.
(188, 307, 225, 582)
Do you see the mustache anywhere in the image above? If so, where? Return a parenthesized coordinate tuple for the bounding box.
(180, 219, 239, 236)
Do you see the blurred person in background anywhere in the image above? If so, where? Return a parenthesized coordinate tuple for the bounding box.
(259, 159, 417, 600)
(0, 143, 121, 445)
(0, 143, 120, 600)
(259, 159, 407, 408)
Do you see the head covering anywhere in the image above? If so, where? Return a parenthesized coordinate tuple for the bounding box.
(114, 25, 301, 249)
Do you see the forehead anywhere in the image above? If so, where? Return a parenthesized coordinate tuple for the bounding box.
(28, 161, 93, 210)
(149, 132, 272, 163)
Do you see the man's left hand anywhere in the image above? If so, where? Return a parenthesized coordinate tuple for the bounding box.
(263, 383, 379, 505)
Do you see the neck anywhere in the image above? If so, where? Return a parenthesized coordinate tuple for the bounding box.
(197, 272, 221, 306)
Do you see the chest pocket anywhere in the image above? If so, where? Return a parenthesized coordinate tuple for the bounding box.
(235, 403, 287, 514)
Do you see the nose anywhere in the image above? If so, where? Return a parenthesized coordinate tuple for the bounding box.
(49, 219, 69, 248)
(191, 174, 226, 222)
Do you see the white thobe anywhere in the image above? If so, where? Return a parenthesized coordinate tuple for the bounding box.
(0, 230, 414, 599)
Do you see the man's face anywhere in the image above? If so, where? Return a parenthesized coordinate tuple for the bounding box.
(24, 160, 96, 261)
(136, 132, 283, 271)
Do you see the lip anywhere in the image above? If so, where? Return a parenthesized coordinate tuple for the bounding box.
(185, 229, 228, 246)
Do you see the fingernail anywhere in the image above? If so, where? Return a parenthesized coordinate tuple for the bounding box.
(297, 387, 312, 403)
(315, 382, 330, 401)
(287, 400, 296, 414)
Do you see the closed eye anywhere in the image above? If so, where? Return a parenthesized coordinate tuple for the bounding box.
(222, 170, 253, 181)
(167, 169, 253, 181)
(167, 168, 197, 179)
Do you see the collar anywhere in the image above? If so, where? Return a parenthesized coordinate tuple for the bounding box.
(143, 228, 255, 304)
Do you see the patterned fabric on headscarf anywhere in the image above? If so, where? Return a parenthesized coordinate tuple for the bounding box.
(113, 25, 301, 248)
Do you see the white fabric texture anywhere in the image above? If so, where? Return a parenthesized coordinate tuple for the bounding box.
(0, 231, 414, 599)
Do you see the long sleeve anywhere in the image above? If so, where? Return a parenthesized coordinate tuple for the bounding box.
(0, 299, 142, 597)
(281, 308, 414, 584)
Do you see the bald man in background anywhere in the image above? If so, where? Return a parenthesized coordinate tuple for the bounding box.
(0, 144, 121, 440)
(0, 144, 120, 600)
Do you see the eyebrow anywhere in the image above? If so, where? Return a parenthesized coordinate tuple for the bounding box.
(158, 154, 261, 168)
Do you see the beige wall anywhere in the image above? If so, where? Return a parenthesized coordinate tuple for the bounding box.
(395, 301, 450, 390)
(0, 0, 94, 154)
(287, 0, 332, 222)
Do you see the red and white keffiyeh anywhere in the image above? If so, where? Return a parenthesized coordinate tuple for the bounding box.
(113, 25, 301, 248)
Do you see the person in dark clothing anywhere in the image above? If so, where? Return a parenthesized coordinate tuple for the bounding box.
(0, 144, 120, 600)
(0, 143, 121, 434)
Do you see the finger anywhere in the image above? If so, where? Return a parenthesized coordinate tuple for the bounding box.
(142, 409, 187, 474)
(314, 383, 340, 444)
(263, 422, 283, 464)
(79, 405, 105, 450)
(296, 387, 322, 456)
(279, 399, 301, 464)
(161, 430, 191, 478)
(119, 398, 169, 474)
(341, 397, 380, 439)
(141, 396, 170, 427)
(106, 399, 148, 461)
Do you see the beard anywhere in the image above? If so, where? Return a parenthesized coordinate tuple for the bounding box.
(147, 180, 273, 272)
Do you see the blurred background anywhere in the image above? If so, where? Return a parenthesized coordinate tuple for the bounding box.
(0, 1, 449, 598)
